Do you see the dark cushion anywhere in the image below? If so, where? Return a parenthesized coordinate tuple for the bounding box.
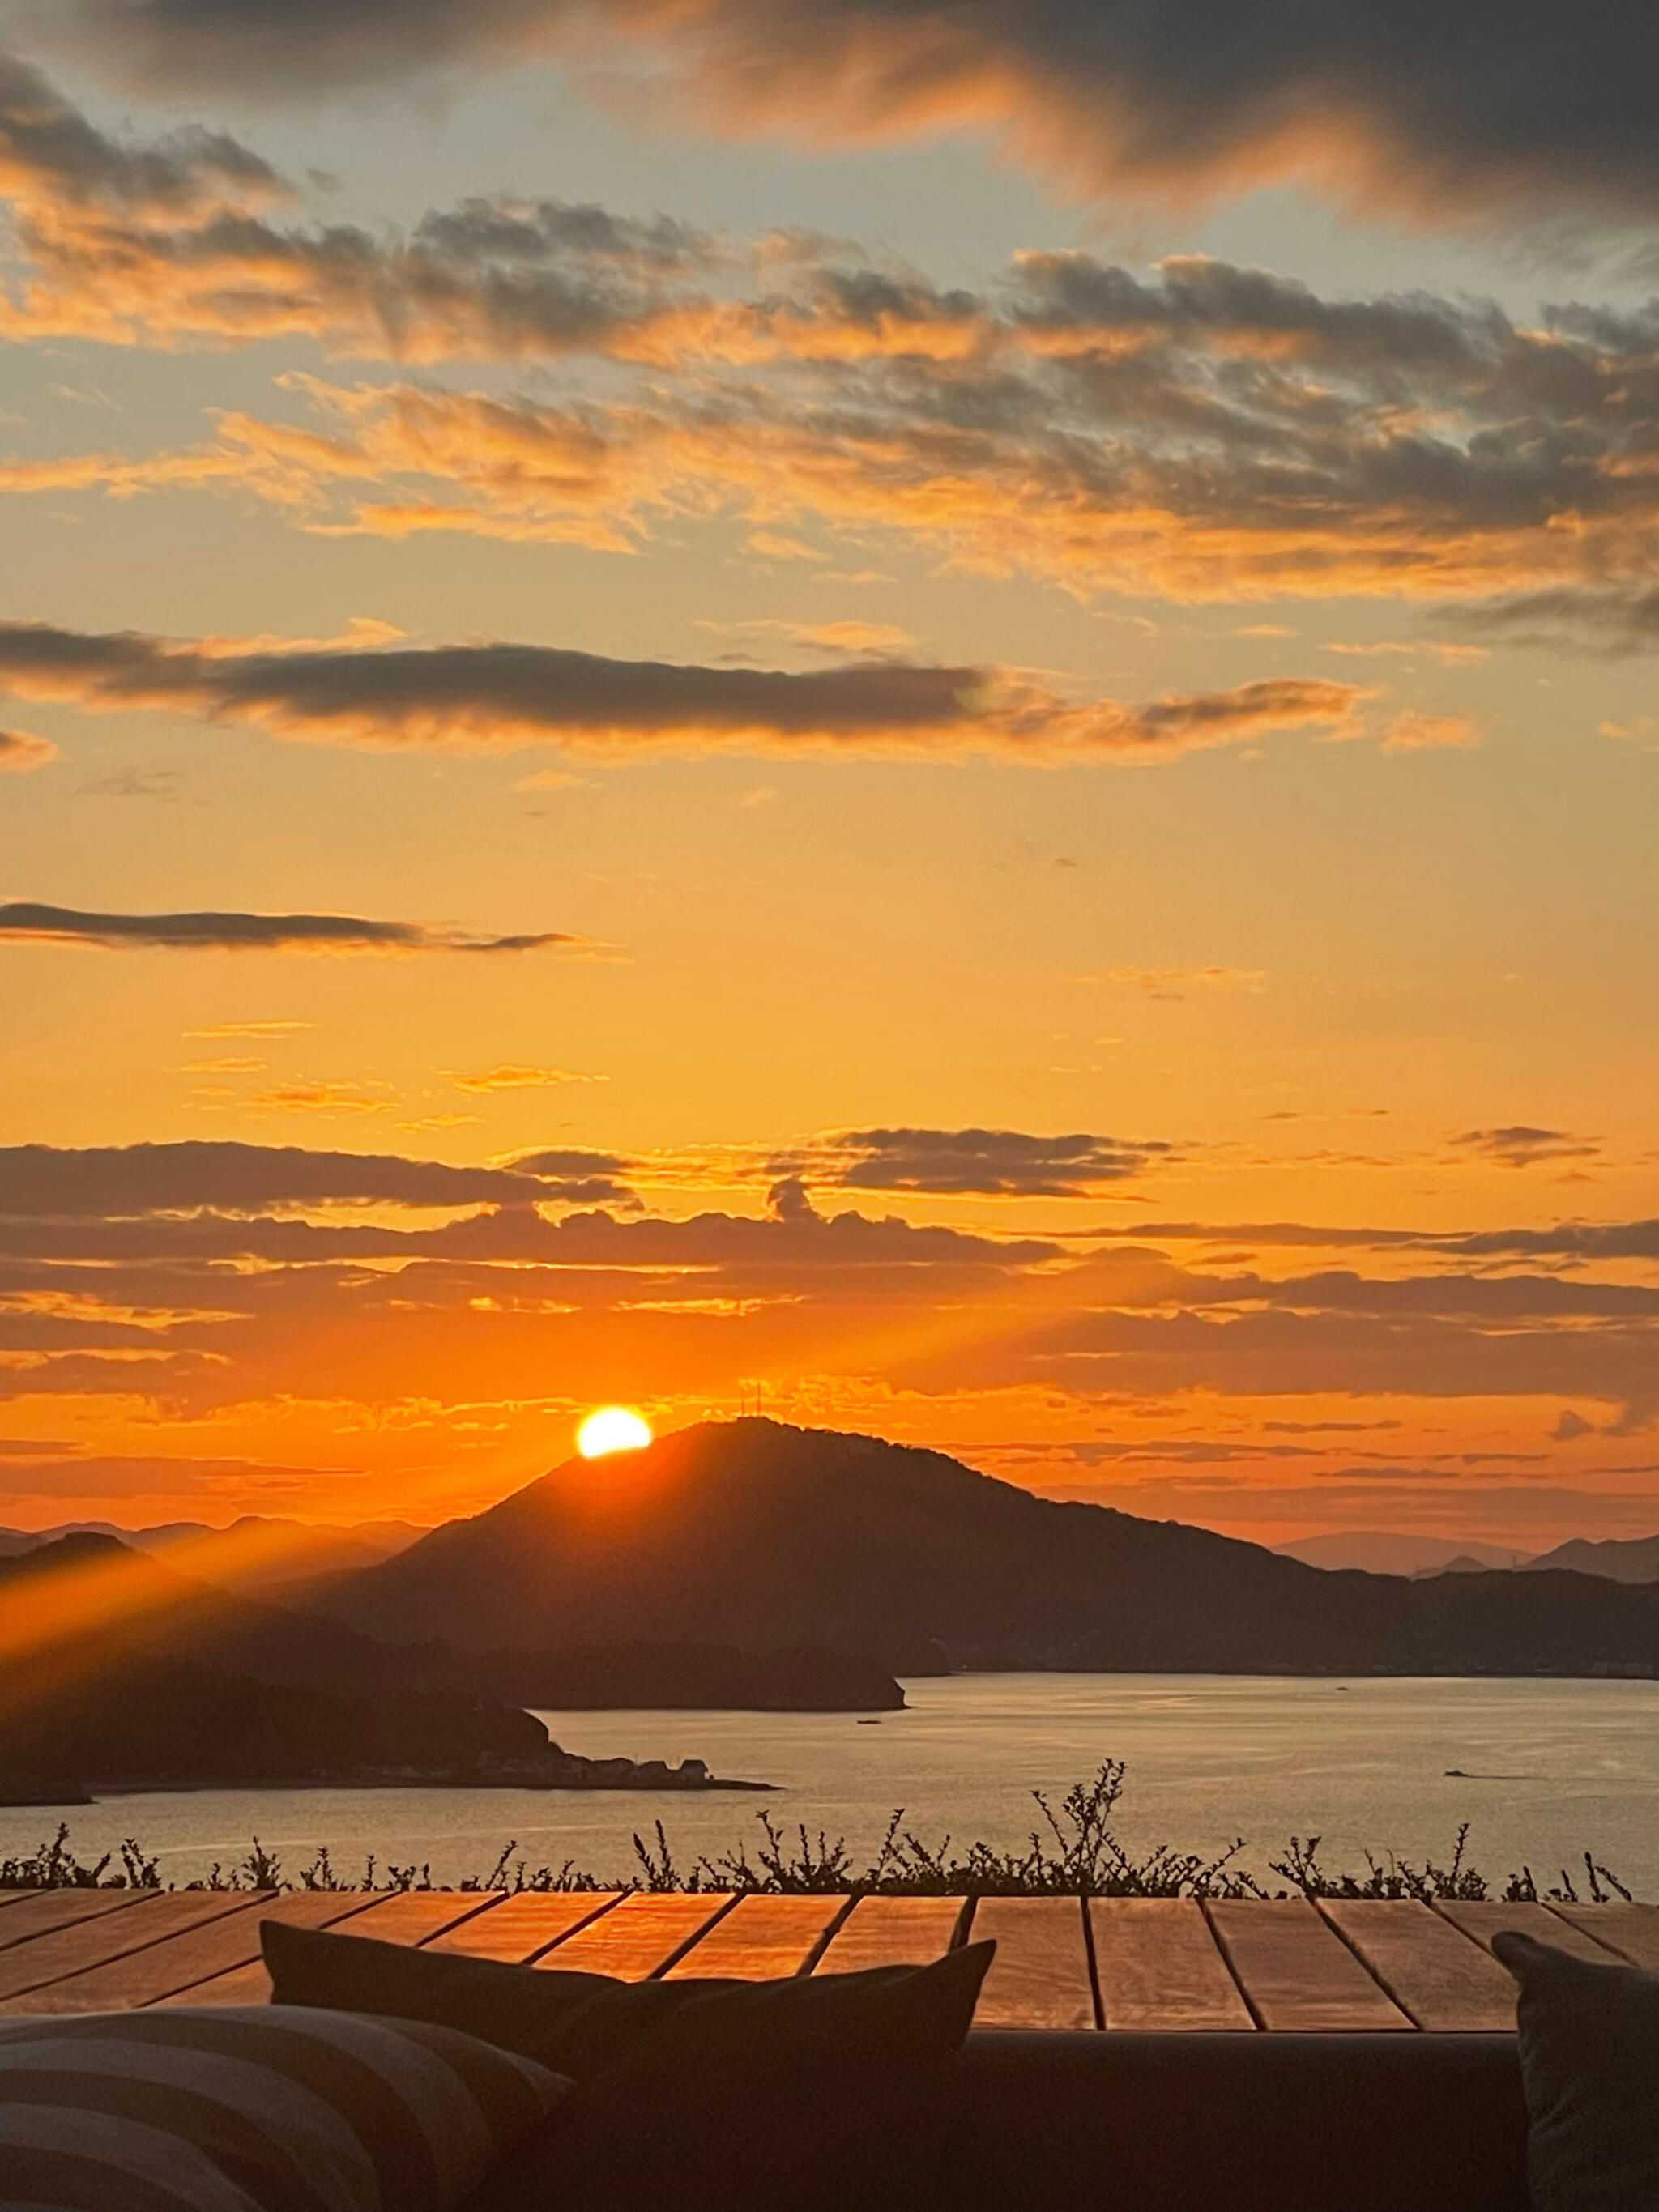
(940, 2030, 1530, 2212)
(1493, 1926, 1659, 2212)
(263, 1916, 992, 2212)
(0, 2002, 567, 2212)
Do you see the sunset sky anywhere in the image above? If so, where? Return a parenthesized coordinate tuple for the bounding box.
(1, 1, 1656, 1550)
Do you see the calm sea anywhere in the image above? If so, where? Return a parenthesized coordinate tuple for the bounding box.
(6, 1673, 1657, 1896)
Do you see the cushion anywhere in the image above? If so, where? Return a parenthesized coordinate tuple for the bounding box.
(1493, 1927, 1659, 2212)
(263, 1916, 994, 2212)
(943, 2028, 1530, 2212)
(0, 2003, 568, 2212)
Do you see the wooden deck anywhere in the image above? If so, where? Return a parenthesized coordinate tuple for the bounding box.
(0, 1886, 1648, 2030)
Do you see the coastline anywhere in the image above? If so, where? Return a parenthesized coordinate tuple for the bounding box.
(78, 1772, 776, 1798)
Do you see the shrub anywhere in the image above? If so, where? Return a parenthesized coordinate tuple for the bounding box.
(0, 1766, 1636, 1903)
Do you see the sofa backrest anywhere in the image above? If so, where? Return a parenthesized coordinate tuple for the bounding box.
(940, 2030, 1529, 2212)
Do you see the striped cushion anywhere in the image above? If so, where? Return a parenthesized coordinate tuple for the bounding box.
(0, 2004, 569, 2212)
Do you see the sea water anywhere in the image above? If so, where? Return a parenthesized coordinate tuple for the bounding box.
(6, 1673, 1657, 1895)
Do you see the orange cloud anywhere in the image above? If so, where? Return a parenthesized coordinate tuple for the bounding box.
(18, 269, 1656, 612)
(1076, 965, 1266, 999)
(444, 1064, 608, 1090)
(0, 727, 54, 771)
(1384, 709, 1482, 752)
(4, 60, 1657, 623)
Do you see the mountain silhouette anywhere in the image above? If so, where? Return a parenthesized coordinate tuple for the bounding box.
(0, 1532, 414, 1692)
(1523, 1532, 1659, 1583)
(0, 1535, 544, 1790)
(0, 1536, 768, 1791)
(1276, 1531, 1531, 1575)
(321, 1418, 1659, 1677)
(0, 1516, 425, 1588)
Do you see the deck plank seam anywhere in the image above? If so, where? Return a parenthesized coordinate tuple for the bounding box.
(1077, 1894, 1107, 2031)
(0, 1894, 267, 2007)
(1310, 1899, 1418, 2027)
(1539, 1901, 1625, 1961)
(644, 1892, 744, 1979)
(0, 1891, 155, 1956)
(409, 1892, 510, 1946)
(1316, 1898, 1512, 2035)
(518, 1891, 626, 1964)
(792, 1894, 856, 1977)
(1427, 1899, 1623, 1960)
(142, 1893, 390, 2005)
(1196, 1901, 1268, 2031)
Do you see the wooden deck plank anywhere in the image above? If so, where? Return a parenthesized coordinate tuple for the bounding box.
(1088, 1899, 1253, 2031)
(666, 1894, 849, 1980)
(537, 1894, 736, 1981)
(0, 1888, 159, 1954)
(1433, 1901, 1621, 1962)
(1206, 1899, 1412, 2031)
(968, 1899, 1095, 2030)
(0, 1894, 259, 2010)
(1546, 1903, 1659, 1972)
(146, 1893, 398, 2006)
(318, 1890, 505, 1946)
(28, 1892, 385, 2014)
(151, 1889, 503, 2007)
(1316, 1900, 1517, 2031)
(427, 1894, 625, 1964)
(813, 1896, 966, 1975)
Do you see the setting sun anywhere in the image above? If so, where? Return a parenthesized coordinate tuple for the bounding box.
(577, 1407, 654, 1459)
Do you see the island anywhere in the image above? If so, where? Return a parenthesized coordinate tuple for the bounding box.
(1, 1663, 771, 1801)
(0, 1538, 772, 1801)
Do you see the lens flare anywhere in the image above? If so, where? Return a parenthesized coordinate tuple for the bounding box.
(577, 1406, 653, 1458)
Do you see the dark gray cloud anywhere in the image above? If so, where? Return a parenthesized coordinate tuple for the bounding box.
(1094, 1216, 1659, 1263)
(1445, 1221, 1659, 1263)
(0, 901, 580, 953)
(1093, 1220, 1427, 1250)
(42, 1, 1659, 227)
(506, 1146, 640, 1179)
(32, 255, 1659, 616)
(1452, 1125, 1601, 1170)
(0, 620, 1360, 761)
(0, 1140, 635, 1215)
(0, 48, 718, 356)
(780, 1124, 1173, 1196)
(10, 58, 1659, 622)
(0, 44, 279, 211)
(1443, 586, 1659, 654)
(1252, 1269, 1659, 1323)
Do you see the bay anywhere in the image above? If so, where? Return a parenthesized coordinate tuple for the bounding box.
(3, 1673, 1656, 1895)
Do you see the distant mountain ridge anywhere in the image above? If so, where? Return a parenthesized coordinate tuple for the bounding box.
(319, 1417, 1659, 1677)
(1280, 1529, 1659, 1584)
(1523, 1532, 1659, 1584)
(0, 1515, 428, 1589)
(1275, 1532, 1533, 1576)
